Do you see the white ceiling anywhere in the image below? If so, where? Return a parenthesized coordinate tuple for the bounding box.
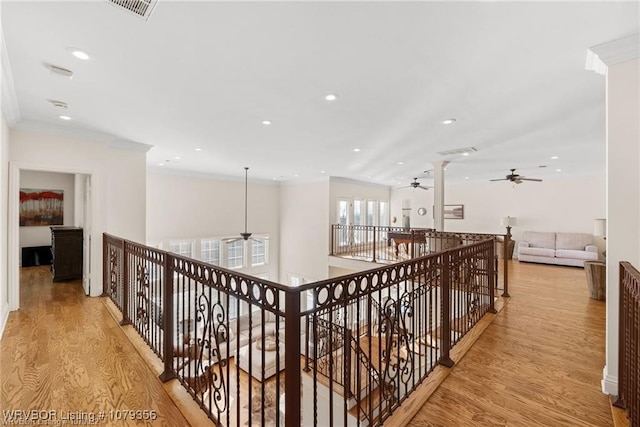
(2, 1, 638, 185)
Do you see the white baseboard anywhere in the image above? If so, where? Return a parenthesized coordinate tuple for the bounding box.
(601, 365, 618, 395)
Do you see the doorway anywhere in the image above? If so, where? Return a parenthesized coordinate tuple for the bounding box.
(8, 163, 95, 310)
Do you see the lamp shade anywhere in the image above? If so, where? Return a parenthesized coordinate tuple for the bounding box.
(594, 218, 606, 237)
(501, 216, 517, 227)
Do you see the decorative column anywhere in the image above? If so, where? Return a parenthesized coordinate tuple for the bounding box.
(432, 160, 449, 231)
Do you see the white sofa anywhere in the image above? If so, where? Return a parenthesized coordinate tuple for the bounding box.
(518, 231, 598, 267)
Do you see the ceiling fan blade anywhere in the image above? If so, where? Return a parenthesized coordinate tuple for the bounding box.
(395, 185, 412, 189)
(515, 179, 523, 184)
(490, 178, 508, 181)
(417, 186, 432, 190)
(520, 177, 543, 182)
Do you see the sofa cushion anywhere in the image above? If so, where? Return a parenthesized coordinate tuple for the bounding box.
(555, 249, 599, 261)
(519, 247, 556, 257)
(556, 233, 593, 250)
(522, 231, 556, 249)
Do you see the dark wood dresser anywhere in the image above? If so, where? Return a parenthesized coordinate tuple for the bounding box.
(50, 226, 83, 282)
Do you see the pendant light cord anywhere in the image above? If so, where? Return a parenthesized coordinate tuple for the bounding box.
(244, 167, 249, 234)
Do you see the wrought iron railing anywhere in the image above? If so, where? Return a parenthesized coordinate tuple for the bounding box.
(330, 224, 511, 297)
(615, 262, 640, 426)
(103, 233, 497, 426)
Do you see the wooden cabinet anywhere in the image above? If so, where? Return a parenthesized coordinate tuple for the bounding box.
(50, 226, 83, 282)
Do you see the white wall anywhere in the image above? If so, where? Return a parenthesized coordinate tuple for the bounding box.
(9, 129, 147, 299)
(390, 175, 606, 252)
(279, 180, 330, 284)
(603, 58, 640, 395)
(391, 187, 434, 229)
(146, 169, 280, 279)
(0, 113, 9, 337)
(19, 170, 75, 257)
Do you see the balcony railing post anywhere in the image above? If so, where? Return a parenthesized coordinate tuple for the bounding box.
(502, 232, 510, 297)
(438, 250, 454, 368)
(330, 224, 335, 256)
(120, 241, 131, 326)
(101, 234, 108, 297)
(613, 262, 627, 410)
(372, 226, 377, 263)
(159, 254, 176, 382)
(285, 289, 302, 427)
(488, 240, 497, 314)
(410, 230, 415, 258)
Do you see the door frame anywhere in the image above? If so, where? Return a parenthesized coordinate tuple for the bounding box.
(8, 162, 97, 310)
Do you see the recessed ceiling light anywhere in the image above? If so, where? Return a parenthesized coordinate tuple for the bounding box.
(174, 156, 181, 160)
(556, 169, 562, 172)
(325, 93, 339, 101)
(465, 176, 469, 179)
(353, 148, 361, 152)
(398, 161, 404, 165)
(159, 163, 165, 166)
(462, 152, 469, 156)
(59, 115, 71, 120)
(262, 120, 272, 125)
(72, 50, 90, 60)
(320, 170, 326, 174)
(442, 118, 456, 125)
(551, 156, 559, 160)
(66, 47, 93, 61)
(294, 174, 299, 177)
(195, 148, 202, 151)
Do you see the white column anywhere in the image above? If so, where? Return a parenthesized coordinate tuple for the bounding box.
(432, 160, 449, 231)
(588, 34, 640, 396)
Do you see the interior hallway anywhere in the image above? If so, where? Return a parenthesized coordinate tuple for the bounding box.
(1, 261, 611, 426)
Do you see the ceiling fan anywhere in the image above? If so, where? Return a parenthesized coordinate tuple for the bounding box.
(490, 168, 542, 184)
(397, 178, 433, 191)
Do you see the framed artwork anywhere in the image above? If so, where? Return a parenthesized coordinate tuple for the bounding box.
(444, 204, 464, 220)
(19, 188, 64, 226)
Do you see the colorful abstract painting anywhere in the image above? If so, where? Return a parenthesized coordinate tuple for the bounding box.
(19, 189, 64, 226)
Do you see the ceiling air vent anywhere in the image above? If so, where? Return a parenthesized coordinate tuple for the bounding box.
(437, 147, 478, 156)
(107, 0, 158, 21)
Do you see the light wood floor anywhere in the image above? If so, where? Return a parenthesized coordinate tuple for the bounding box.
(0, 266, 190, 426)
(2, 262, 611, 426)
(408, 261, 611, 427)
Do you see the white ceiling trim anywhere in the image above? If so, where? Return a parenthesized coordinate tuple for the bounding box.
(148, 165, 281, 186)
(0, 26, 20, 126)
(587, 33, 640, 74)
(108, 138, 153, 153)
(14, 120, 115, 144)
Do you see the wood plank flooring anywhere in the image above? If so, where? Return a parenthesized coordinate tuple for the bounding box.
(0, 266, 190, 426)
(407, 261, 611, 427)
(1, 261, 612, 427)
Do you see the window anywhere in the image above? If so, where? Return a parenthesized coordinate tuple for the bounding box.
(251, 238, 268, 266)
(353, 199, 363, 226)
(169, 241, 192, 258)
(379, 201, 389, 227)
(226, 240, 245, 269)
(366, 200, 377, 226)
(228, 278, 261, 319)
(201, 239, 221, 266)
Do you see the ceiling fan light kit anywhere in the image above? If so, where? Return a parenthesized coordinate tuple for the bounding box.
(397, 177, 433, 191)
(490, 168, 542, 184)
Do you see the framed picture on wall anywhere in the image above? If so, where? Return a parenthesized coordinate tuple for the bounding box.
(444, 204, 464, 220)
(19, 188, 64, 226)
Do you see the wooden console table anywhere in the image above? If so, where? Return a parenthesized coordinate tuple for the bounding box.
(584, 260, 606, 301)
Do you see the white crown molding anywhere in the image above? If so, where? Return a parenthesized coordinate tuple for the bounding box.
(586, 33, 640, 75)
(108, 138, 153, 152)
(329, 175, 393, 190)
(147, 165, 280, 186)
(13, 120, 116, 143)
(1, 25, 20, 126)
